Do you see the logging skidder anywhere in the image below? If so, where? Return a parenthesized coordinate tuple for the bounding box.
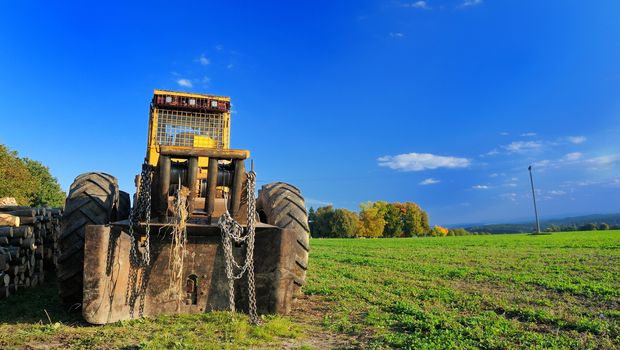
(58, 90, 310, 324)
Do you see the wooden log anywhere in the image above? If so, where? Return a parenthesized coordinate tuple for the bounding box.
(0, 214, 20, 227)
(9, 255, 25, 266)
(0, 206, 31, 212)
(12, 226, 32, 239)
(21, 237, 36, 251)
(9, 237, 22, 246)
(35, 244, 44, 259)
(0, 255, 6, 271)
(5, 208, 36, 217)
(0, 249, 10, 260)
(0, 237, 8, 246)
(6, 265, 18, 276)
(1, 272, 9, 286)
(18, 217, 36, 225)
(0, 197, 18, 208)
(0, 227, 13, 237)
(0, 286, 8, 299)
(9, 283, 18, 293)
(6, 246, 20, 260)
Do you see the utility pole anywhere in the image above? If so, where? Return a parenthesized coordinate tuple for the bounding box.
(528, 165, 541, 233)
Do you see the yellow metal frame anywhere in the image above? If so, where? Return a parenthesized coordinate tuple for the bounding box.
(146, 90, 240, 167)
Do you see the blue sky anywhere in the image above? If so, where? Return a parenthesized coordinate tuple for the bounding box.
(1, 1, 619, 225)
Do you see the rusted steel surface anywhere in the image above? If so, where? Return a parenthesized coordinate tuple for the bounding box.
(205, 157, 218, 219)
(82, 222, 299, 324)
(159, 146, 249, 160)
(229, 159, 245, 217)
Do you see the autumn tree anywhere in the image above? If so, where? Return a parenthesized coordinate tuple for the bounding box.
(331, 208, 360, 238)
(383, 203, 404, 237)
(312, 205, 361, 237)
(0, 144, 65, 207)
(0, 144, 35, 205)
(313, 205, 335, 237)
(420, 210, 430, 234)
(431, 225, 449, 237)
(23, 158, 65, 207)
(358, 201, 386, 238)
(448, 228, 469, 236)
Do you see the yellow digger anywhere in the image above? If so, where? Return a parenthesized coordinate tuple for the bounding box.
(57, 90, 309, 324)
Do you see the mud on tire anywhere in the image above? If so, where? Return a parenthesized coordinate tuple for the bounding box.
(256, 182, 310, 298)
(57, 172, 120, 308)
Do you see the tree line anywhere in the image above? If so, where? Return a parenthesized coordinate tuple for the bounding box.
(545, 223, 619, 232)
(0, 144, 65, 207)
(308, 201, 484, 238)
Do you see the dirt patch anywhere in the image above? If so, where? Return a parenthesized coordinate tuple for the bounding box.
(281, 295, 370, 349)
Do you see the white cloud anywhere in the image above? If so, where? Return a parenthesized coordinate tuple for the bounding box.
(461, 0, 482, 7)
(563, 177, 620, 188)
(472, 185, 490, 190)
(505, 183, 518, 188)
(532, 159, 551, 168)
(586, 154, 620, 166)
(566, 136, 586, 144)
(520, 132, 537, 137)
(389, 32, 405, 38)
(562, 152, 583, 161)
(484, 149, 500, 156)
(227, 64, 234, 69)
(198, 54, 210, 65)
(548, 190, 566, 196)
(177, 79, 193, 87)
(378, 152, 471, 171)
(501, 193, 518, 201)
(503, 141, 543, 153)
(403, 1, 429, 9)
(419, 178, 440, 185)
(499, 132, 509, 136)
(533, 153, 618, 171)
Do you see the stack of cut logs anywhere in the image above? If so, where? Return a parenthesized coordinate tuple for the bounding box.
(0, 205, 62, 299)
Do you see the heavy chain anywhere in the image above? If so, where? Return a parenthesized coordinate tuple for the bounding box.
(126, 162, 153, 318)
(128, 163, 154, 266)
(218, 171, 260, 325)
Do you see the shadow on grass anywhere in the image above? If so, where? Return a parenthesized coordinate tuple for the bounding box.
(0, 272, 85, 325)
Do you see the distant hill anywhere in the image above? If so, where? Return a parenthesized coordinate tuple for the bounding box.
(464, 213, 620, 234)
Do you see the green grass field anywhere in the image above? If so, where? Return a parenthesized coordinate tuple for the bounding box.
(0, 230, 618, 349)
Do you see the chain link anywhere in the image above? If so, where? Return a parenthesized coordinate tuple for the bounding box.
(128, 163, 154, 266)
(126, 162, 154, 318)
(218, 171, 260, 325)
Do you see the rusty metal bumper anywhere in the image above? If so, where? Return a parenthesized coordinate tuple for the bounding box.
(82, 222, 299, 324)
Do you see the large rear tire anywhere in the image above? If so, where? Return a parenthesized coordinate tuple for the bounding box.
(57, 172, 120, 308)
(256, 182, 310, 298)
(118, 190, 131, 220)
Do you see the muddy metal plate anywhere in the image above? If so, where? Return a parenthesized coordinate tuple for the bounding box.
(82, 224, 299, 324)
